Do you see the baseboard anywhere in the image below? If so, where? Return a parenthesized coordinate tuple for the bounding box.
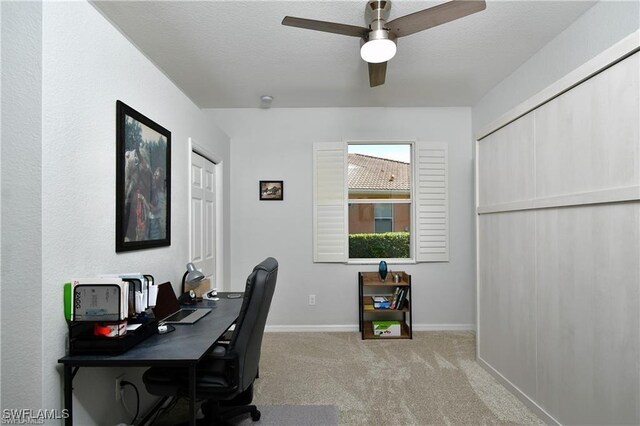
(477, 357, 560, 426)
(413, 324, 476, 332)
(265, 324, 476, 333)
(265, 325, 358, 332)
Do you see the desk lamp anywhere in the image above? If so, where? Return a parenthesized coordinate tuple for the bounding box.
(181, 262, 205, 297)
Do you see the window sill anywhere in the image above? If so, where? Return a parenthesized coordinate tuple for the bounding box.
(348, 259, 416, 265)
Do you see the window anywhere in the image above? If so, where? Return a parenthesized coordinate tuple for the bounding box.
(313, 141, 449, 263)
(347, 144, 411, 259)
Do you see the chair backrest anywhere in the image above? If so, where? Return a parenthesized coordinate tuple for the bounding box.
(228, 257, 278, 391)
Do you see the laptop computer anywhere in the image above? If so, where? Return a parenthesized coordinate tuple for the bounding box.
(153, 282, 211, 324)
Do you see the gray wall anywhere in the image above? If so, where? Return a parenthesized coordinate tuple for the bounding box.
(1, 2, 232, 425)
(207, 107, 477, 330)
(1, 1, 43, 413)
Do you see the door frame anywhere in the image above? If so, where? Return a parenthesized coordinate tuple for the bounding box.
(188, 137, 224, 291)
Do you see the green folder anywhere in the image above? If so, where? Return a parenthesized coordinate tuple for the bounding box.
(64, 282, 71, 320)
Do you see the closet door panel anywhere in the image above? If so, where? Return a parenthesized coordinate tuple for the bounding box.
(536, 203, 640, 425)
(478, 211, 537, 398)
(535, 53, 640, 199)
(478, 113, 535, 207)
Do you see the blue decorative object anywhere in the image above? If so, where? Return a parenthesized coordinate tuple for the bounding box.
(378, 261, 388, 281)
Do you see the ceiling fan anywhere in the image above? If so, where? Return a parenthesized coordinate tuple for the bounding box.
(282, 0, 486, 87)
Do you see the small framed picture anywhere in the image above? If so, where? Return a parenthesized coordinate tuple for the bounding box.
(259, 180, 283, 201)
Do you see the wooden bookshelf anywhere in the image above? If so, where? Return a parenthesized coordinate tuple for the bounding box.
(358, 271, 412, 340)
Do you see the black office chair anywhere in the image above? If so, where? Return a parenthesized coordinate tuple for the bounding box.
(143, 257, 278, 425)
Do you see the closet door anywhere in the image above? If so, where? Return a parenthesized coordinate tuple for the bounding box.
(535, 53, 639, 199)
(477, 112, 538, 397)
(536, 203, 640, 424)
(477, 113, 535, 207)
(477, 49, 640, 425)
(533, 52, 640, 425)
(478, 211, 537, 398)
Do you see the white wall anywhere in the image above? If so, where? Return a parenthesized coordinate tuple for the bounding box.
(0, 1, 3, 411)
(472, 0, 640, 133)
(2, 2, 231, 425)
(207, 107, 476, 330)
(1, 1, 43, 414)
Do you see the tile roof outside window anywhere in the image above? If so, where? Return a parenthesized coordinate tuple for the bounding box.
(348, 154, 410, 192)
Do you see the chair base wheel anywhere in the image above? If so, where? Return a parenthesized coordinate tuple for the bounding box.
(251, 409, 261, 421)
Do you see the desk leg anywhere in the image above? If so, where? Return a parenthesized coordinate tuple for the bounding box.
(64, 365, 73, 426)
(189, 364, 196, 426)
(358, 278, 363, 332)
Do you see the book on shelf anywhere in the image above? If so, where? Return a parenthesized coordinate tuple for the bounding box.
(396, 287, 407, 310)
(372, 296, 391, 309)
(389, 286, 401, 309)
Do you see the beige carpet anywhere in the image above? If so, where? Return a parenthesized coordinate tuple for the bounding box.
(151, 331, 544, 425)
(252, 331, 544, 425)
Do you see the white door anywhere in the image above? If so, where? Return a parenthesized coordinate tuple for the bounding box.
(190, 152, 216, 284)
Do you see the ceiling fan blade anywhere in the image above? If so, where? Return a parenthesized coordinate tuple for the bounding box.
(368, 62, 387, 87)
(387, 0, 486, 38)
(282, 16, 369, 38)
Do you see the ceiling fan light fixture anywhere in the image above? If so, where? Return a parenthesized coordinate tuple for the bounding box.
(360, 25, 396, 63)
(360, 37, 396, 63)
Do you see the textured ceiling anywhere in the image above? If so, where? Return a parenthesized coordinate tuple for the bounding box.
(92, 0, 597, 108)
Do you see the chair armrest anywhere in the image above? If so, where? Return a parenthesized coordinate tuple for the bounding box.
(204, 345, 237, 361)
(199, 347, 240, 388)
(216, 324, 235, 345)
(210, 345, 227, 357)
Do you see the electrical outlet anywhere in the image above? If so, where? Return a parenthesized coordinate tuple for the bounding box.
(308, 294, 316, 305)
(115, 374, 124, 401)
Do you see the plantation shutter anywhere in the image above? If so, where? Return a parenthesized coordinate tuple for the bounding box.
(313, 142, 347, 262)
(415, 141, 449, 262)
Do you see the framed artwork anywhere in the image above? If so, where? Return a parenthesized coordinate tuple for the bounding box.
(115, 100, 171, 252)
(259, 180, 283, 201)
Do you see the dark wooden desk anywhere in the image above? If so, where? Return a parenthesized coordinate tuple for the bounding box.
(58, 295, 243, 426)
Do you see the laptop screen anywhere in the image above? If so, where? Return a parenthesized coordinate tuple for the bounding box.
(153, 282, 181, 321)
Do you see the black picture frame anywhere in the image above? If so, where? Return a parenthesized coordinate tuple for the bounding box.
(116, 100, 171, 252)
(259, 180, 283, 201)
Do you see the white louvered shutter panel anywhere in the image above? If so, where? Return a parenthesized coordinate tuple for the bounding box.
(313, 142, 347, 262)
(415, 142, 449, 262)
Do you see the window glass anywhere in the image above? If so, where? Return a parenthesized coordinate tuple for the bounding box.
(348, 144, 411, 200)
(374, 203, 392, 233)
(374, 203, 392, 218)
(374, 218, 393, 233)
(347, 144, 411, 259)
